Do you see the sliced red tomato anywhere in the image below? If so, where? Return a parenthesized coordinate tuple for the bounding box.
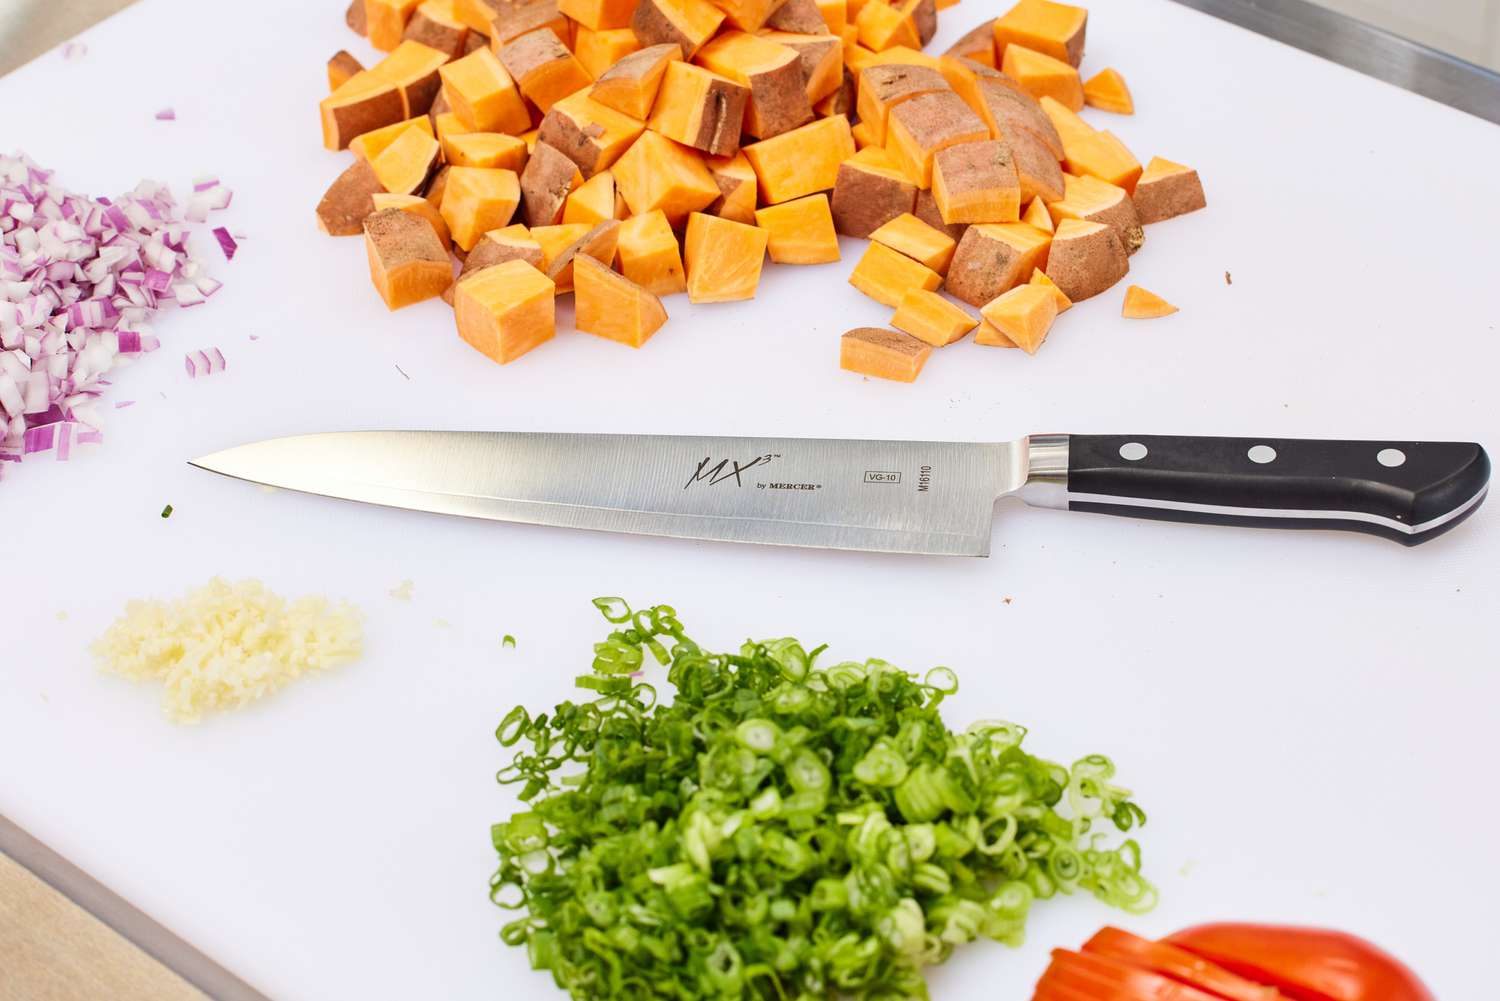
(1033, 972, 1110, 1001)
(1042, 948, 1236, 1001)
(1082, 926, 1282, 1001)
(1164, 924, 1435, 1001)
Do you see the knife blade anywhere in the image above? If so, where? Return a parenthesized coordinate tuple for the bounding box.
(190, 431, 1490, 553)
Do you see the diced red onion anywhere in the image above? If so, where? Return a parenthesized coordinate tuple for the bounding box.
(155, 108, 176, 121)
(212, 227, 237, 260)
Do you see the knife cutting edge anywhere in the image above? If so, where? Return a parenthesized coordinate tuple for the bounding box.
(189, 431, 1490, 555)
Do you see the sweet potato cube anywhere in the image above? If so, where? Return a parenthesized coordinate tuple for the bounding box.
(851, 120, 877, 148)
(329, 50, 366, 91)
(816, 0, 847, 32)
(931, 139, 1021, 224)
(884, 91, 988, 187)
(321, 73, 407, 150)
(742, 114, 856, 203)
(1121, 284, 1177, 319)
(453, 0, 500, 32)
(372, 39, 451, 117)
(499, 31, 593, 114)
(573, 26, 642, 77)
(404, 0, 470, 57)
(762, 31, 844, 104)
(840, 326, 931, 382)
(563, 170, 620, 224)
(348, 0, 369, 35)
(1082, 67, 1132, 115)
(813, 66, 856, 116)
(366, 0, 423, 51)
(1010, 131, 1064, 204)
(370, 127, 443, 195)
(943, 24, 995, 67)
(1028, 267, 1071, 312)
(545, 220, 620, 290)
(978, 283, 1055, 353)
(559, 0, 639, 30)
(830, 146, 916, 236)
(974, 79, 1065, 163)
(1021, 195, 1053, 232)
(766, 0, 829, 34)
(614, 131, 721, 224)
(869, 212, 954, 273)
(647, 61, 751, 156)
(532, 223, 593, 273)
(899, 0, 936, 45)
(317, 159, 386, 236)
(944, 221, 1050, 306)
(684, 212, 769, 302)
(574, 255, 669, 345)
(454, 258, 556, 363)
(519, 141, 585, 226)
(913, 188, 966, 242)
(1038, 93, 1090, 142)
(432, 109, 470, 144)
(487, 0, 571, 47)
(631, 0, 725, 58)
(706, 152, 759, 223)
(538, 90, 645, 176)
(364, 208, 452, 309)
(862, 44, 940, 71)
(372, 191, 454, 247)
(425, 165, 451, 210)
(855, 0, 919, 51)
(592, 43, 681, 118)
(855, 63, 948, 145)
(439, 48, 532, 133)
(441, 166, 523, 249)
(1062, 129, 1142, 191)
(696, 31, 813, 139)
(350, 116, 436, 161)
(890, 288, 976, 346)
(848, 242, 940, 307)
(1001, 45, 1083, 111)
(973, 319, 1017, 348)
(1132, 157, 1207, 224)
(617, 210, 687, 294)
(444, 131, 531, 170)
(993, 0, 1087, 67)
(1047, 173, 1143, 254)
(844, 41, 875, 75)
(1042, 217, 1126, 301)
(754, 193, 840, 264)
(444, 225, 545, 302)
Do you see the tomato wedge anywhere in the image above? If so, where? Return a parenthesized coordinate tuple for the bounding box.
(1164, 924, 1435, 1001)
(1042, 948, 1235, 1001)
(1082, 926, 1282, 1001)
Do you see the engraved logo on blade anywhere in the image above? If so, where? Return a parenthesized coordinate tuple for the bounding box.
(864, 471, 901, 484)
(685, 454, 778, 489)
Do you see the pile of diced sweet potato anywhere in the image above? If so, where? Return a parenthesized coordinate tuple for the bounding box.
(316, 0, 1205, 376)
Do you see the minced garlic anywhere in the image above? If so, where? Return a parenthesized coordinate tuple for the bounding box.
(91, 577, 363, 723)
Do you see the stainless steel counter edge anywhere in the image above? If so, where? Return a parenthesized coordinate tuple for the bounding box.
(0, 813, 273, 1001)
(1169, 0, 1500, 125)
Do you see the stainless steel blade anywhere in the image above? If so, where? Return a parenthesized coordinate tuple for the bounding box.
(191, 431, 1028, 556)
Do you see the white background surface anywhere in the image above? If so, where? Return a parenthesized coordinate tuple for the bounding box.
(3, 1, 1498, 999)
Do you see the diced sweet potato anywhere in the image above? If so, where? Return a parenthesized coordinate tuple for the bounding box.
(844, 41, 875, 74)
(317, 159, 386, 236)
(454, 258, 556, 363)
(767, 0, 828, 35)
(978, 83, 1065, 165)
(404, 0, 471, 57)
(574, 254, 669, 345)
(993, 0, 1087, 67)
(545, 219, 621, 290)
(1038, 93, 1089, 142)
(813, 67, 856, 116)
(1047, 173, 1143, 254)
(884, 91, 988, 187)
(944, 221, 1050, 306)
(489, 0, 571, 47)
(519, 140, 585, 226)
(855, 63, 948, 145)
(372, 39, 451, 117)
(851, 120, 877, 148)
(499, 31, 593, 114)
(439, 48, 532, 133)
(364, 207, 452, 309)
(563, 170, 619, 223)
(943, 24, 995, 66)
(444, 225, 544, 302)
(912, 187, 966, 242)
(890, 288, 976, 346)
(973, 319, 1017, 348)
(855, 0, 918, 52)
(901, 0, 936, 45)
(425, 164, 451, 210)
(1132, 156, 1206, 224)
(617, 210, 687, 294)
(839, 326, 931, 382)
(869, 212, 955, 273)
(559, 0, 639, 30)
(1001, 44, 1082, 111)
(742, 114, 856, 203)
(815, 0, 846, 33)
(441, 165, 523, 249)
(1121, 284, 1176, 318)
(631, 0, 725, 58)
(706, 152, 759, 223)
(574, 26, 643, 77)
(862, 43, 939, 70)
(1028, 267, 1071, 312)
(538, 90, 645, 176)
(614, 130, 722, 224)
(696, 31, 813, 139)
(433, 109, 469, 144)
(708, 0, 786, 32)
(1082, 67, 1132, 114)
(1061, 129, 1142, 191)
(329, 50, 366, 91)
(1008, 129, 1065, 204)
(454, 0, 500, 32)
(370, 127, 443, 195)
(532, 222, 593, 272)
(372, 191, 454, 246)
(321, 73, 407, 150)
(592, 43, 682, 118)
(1042, 217, 1126, 301)
(348, 0, 369, 35)
(931, 139, 1020, 224)
(462, 25, 490, 51)
(366, 0, 423, 51)
(684, 212, 769, 302)
(647, 60, 751, 156)
(1021, 195, 1053, 231)
(350, 115, 436, 161)
(977, 282, 1055, 353)
(848, 241, 941, 307)
(762, 30, 843, 103)
(754, 193, 839, 263)
(445, 131, 531, 170)
(830, 146, 916, 237)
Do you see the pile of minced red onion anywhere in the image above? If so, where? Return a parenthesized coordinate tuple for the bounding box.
(0, 151, 231, 477)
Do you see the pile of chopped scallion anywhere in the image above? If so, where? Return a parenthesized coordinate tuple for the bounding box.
(490, 599, 1154, 1000)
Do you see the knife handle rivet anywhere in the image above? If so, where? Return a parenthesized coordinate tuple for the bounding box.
(1377, 448, 1407, 468)
(1118, 442, 1148, 461)
(1247, 444, 1278, 464)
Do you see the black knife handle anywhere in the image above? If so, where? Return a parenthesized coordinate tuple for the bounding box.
(1057, 435, 1490, 545)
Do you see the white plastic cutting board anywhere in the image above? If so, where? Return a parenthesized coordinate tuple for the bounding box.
(2, 1, 1498, 998)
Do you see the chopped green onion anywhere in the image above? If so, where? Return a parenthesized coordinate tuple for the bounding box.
(160, 503, 173, 518)
(502, 634, 516, 648)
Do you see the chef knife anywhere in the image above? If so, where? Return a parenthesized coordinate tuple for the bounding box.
(190, 431, 1490, 556)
